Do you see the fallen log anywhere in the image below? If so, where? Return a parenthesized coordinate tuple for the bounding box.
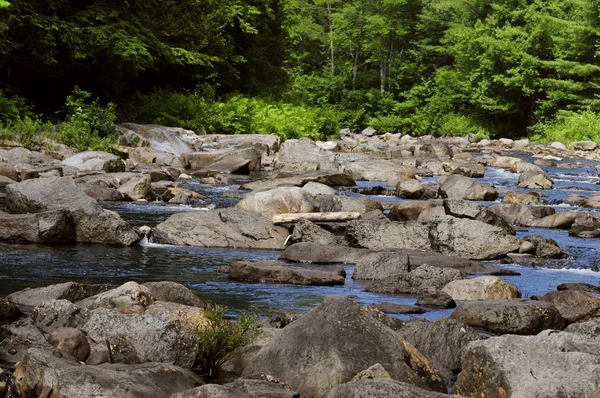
(272, 212, 361, 224)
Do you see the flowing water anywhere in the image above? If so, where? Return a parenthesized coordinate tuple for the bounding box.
(0, 151, 599, 320)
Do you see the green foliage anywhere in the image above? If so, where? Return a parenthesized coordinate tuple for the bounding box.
(0, 90, 33, 124)
(57, 87, 117, 151)
(530, 110, 600, 144)
(0, 116, 54, 149)
(194, 303, 256, 379)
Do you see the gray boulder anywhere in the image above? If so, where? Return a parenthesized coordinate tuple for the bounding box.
(352, 251, 410, 280)
(237, 187, 319, 218)
(443, 199, 514, 234)
(346, 218, 431, 251)
(366, 265, 463, 295)
(142, 281, 204, 307)
(290, 220, 341, 246)
(442, 276, 522, 301)
(48, 327, 90, 361)
(153, 208, 288, 249)
(430, 216, 521, 260)
(61, 151, 125, 173)
(5, 177, 139, 246)
(0, 209, 75, 243)
(118, 123, 203, 154)
(453, 330, 600, 398)
(488, 203, 555, 227)
(7, 282, 109, 308)
(517, 170, 554, 189)
(243, 296, 447, 397)
(14, 348, 201, 398)
(416, 288, 456, 308)
(320, 379, 454, 398)
(277, 138, 338, 172)
(118, 174, 154, 201)
(538, 290, 600, 323)
(438, 175, 497, 201)
(280, 242, 367, 263)
(225, 260, 345, 286)
(450, 299, 565, 335)
(569, 212, 600, 238)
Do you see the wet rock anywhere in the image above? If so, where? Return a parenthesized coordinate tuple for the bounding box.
(388, 201, 436, 222)
(430, 216, 521, 260)
(346, 218, 431, 251)
(563, 193, 586, 206)
(366, 265, 463, 295)
(48, 327, 90, 361)
(522, 234, 564, 258)
(488, 203, 555, 226)
(398, 318, 483, 385)
(154, 208, 289, 249)
(450, 299, 565, 335)
(320, 379, 454, 398)
(352, 251, 410, 280)
(280, 242, 366, 263)
(438, 175, 498, 201)
(502, 191, 541, 204)
(511, 161, 544, 174)
(14, 348, 201, 398)
(61, 151, 126, 173)
(243, 296, 447, 397)
(237, 187, 319, 219)
(162, 187, 206, 202)
(453, 330, 600, 398)
(118, 174, 154, 201)
(538, 290, 600, 323)
(568, 212, 600, 238)
(141, 281, 204, 307)
(7, 282, 109, 308)
(5, 176, 139, 246)
(395, 180, 436, 199)
(415, 288, 455, 308)
(442, 276, 521, 301)
(0, 209, 75, 243)
(517, 170, 554, 189)
(557, 282, 600, 294)
(225, 260, 345, 286)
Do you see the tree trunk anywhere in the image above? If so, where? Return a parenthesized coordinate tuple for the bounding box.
(327, 2, 335, 74)
(352, 10, 364, 91)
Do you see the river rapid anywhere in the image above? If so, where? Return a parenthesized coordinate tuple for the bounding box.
(1, 151, 599, 321)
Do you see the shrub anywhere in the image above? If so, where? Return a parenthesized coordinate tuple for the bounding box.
(529, 110, 600, 144)
(0, 90, 33, 125)
(194, 303, 256, 379)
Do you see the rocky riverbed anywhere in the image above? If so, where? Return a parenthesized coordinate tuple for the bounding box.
(0, 124, 599, 397)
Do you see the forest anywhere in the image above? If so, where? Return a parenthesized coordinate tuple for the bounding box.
(1, 0, 600, 149)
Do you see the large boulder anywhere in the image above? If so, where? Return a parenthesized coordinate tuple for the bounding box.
(153, 208, 288, 249)
(453, 330, 600, 398)
(345, 218, 431, 251)
(61, 151, 125, 173)
(569, 212, 600, 238)
(388, 201, 437, 222)
(117, 174, 154, 201)
(398, 319, 483, 385)
(141, 281, 204, 308)
(450, 300, 565, 335)
(0, 209, 75, 243)
(280, 242, 366, 263)
(320, 379, 455, 398)
(236, 187, 319, 219)
(488, 203, 555, 227)
(438, 175, 498, 201)
(7, 282, 109, 308)
(442, 199, 514, 233)
(5, 177, 139, 246)
(290, 220, 341, 245)
(352, 251, 410, 280)
(243, 296, 447, 397)
(277, 138, 338, 172)
(13, 348, 201, 398)
(517, 171, 554, 189)
(76, 281, 156, 314)
(442, 276, 522, 301)
(538, 290, 600, 323)
(225, 260, 345, 286)
(117, 123, 203, 154)
(429, 216, 521, 260)
(366, 266, 463, 295)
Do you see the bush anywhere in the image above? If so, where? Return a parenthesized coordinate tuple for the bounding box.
(0, 90, 33, 125)
(529, 110, 600, 144)
(194, 303, 256, 379)
(57, 87, 117, 151)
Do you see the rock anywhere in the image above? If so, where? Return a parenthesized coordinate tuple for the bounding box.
(557, 282, 600, 294)
(31, 300, 91, 334)
(366, 265, 463, 295)
(522, 234, 564, 258)
(415, 288, 456, 308)
(302, 181, 336, 196)
(320, 379, 454, 398)
(5, 177, 139, 246)
(519, 240, 536, 254)
(450, 299, 565, 335)
(442, 199, 514, 233)
(0, 319, 53, 368)
(170, 384, 253, 398)
(61, 151, 125, 173)
(582, 193, 600, 208)
(498, 138, 514, 148)
(453, 330, 600, 398)
(395, 180, 433, 199)
(438, 175, 498, 201)
(0, 209, 75, 243)
(142, 281, 204, 307)
(162, 187, 206, 202)
(502, 191, 541, 204)
(569, 212, 600, 238)
(118, 174, 154, 201)
(564, 317, 600, 337)
(352, 363, 392, 381)
(530, 211, 578, 229)
(343, 160, 421, 182)
(13, 348, 201, 398)
(346, 218, 431, 251)
(388, 201, 437, 221)
(398, 318, 483, 385)
(563, 193, 586, 206)
(338, 197, 383, 214)
(0, 162, 19, 181)
(511, 162, 544, 174)
(572, 140, 598, 151)
(361, 127, 378, 137)
(6, 282, 108, 308)
(0, 299, 22, 324)
(0, 368, 6, 398)
(241, 172, 355, 191)
(76, 281, 155, 314)
(280, 242, 366, 263)
(370, 303, 427, 315)
(153, 208, 289, 249)
(538, 290, 600, 323)
(118, 123, 203, 153)
(81, 184, 124, 201)
(226, 378, 300, 398)
(47, 327, 90, 361)
(430, 216, 521, 260)
(277, 138, 338, 172)
(417, 206, 446, 223)
(490, 156, 523, 168)
(488, 203, 555, 226)
(198, 153, 257, 175)
(442, 276, 521, 301)
(517, 171, 554, 189)
(352, 251, 410, 280)
(549, 141, 568, 150)
(225, 260, 345, 286)
(290, 220, 341, 245)
(447, 161, 485, 178)
(237, 187, 319, 219)
(243, 297, 447, 397)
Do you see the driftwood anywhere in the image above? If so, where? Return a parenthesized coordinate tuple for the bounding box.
(272, 212, 361, 224)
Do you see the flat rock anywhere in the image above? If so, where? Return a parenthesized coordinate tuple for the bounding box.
(320, 379, 455, 398)
(226, 260, 345, 286)
(346, 218, 431, 251)
(442, 276, 522, 301)
(366, 265, 463, 295)
(352, 251, 410, 280)
(7, 282, 109, 308)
